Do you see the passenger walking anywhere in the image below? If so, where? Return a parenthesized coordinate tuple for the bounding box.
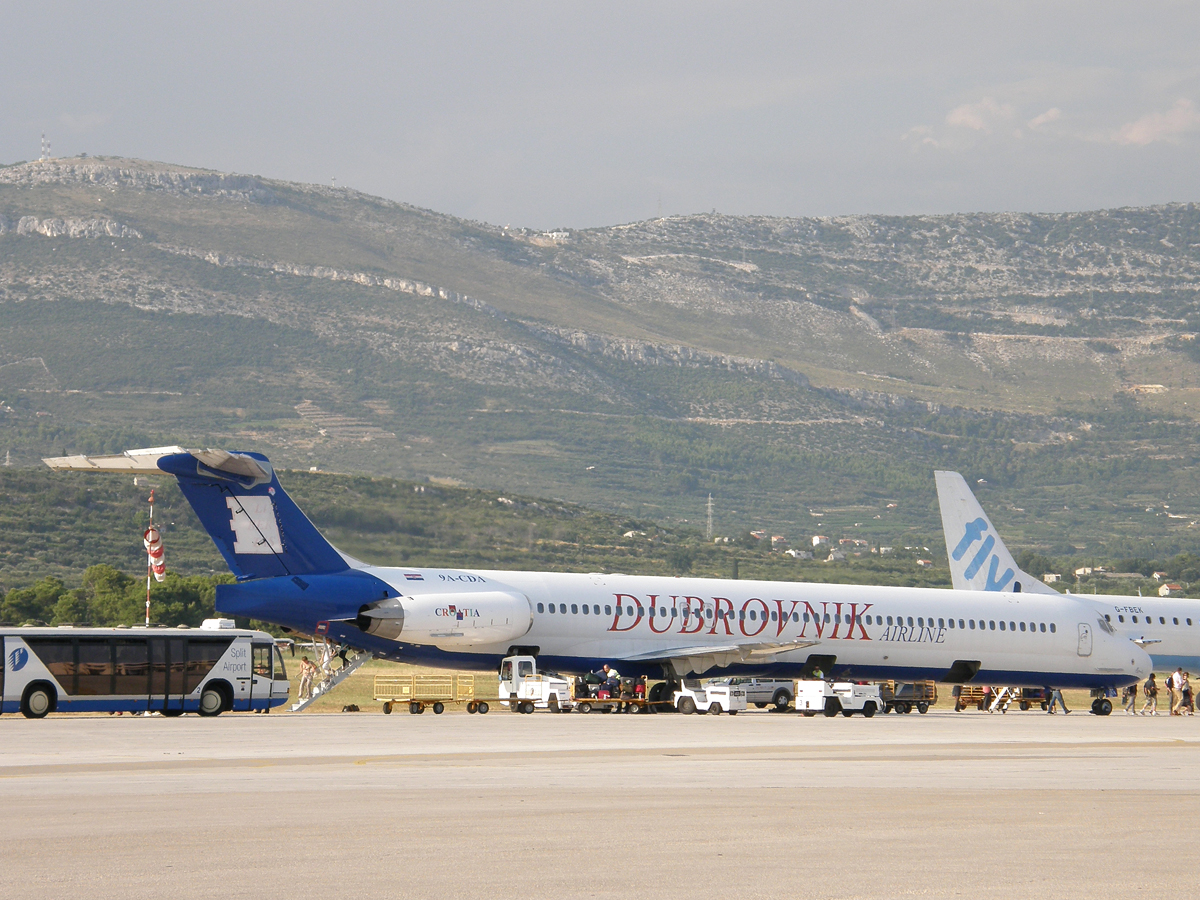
(1183, 672, 1194, 715)
(298, 655, 315, 700)
(1170, 667, 1185, 715)
(1046, 686, 1070, 714)
(1121, 683, 1137, 715)
(1140, 674, 1159, 715)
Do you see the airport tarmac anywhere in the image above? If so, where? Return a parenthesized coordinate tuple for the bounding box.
(2, 710, 1198, 899)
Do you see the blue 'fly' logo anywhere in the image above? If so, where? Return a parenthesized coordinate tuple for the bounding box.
(9, 647, 28, 672)
(952, 517, 1014, 591)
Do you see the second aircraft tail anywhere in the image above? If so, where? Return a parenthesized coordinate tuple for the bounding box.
(934, 470, 1057, 595)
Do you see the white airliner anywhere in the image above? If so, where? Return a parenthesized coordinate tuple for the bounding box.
(936, 470, 1200, 676)
(44, 448, 1150, 703)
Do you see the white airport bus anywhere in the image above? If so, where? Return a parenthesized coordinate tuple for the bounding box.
(1, 620, 290, 718)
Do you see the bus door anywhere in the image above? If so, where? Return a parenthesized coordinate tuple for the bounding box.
(251, 642, 274, 711)
(150, 638, 187, 713)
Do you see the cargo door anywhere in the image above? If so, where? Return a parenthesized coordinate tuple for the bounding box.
(1077, 623, 1093, 657)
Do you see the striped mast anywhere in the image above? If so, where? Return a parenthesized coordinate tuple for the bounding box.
(142, 490, 166, 625)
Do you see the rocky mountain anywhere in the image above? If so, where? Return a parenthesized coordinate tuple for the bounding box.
(2, 156, 1200, 559)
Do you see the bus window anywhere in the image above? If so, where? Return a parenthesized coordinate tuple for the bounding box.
(77, 639, 113, 695)
(272, 646, 288, 681)
(186, 639, 234, 692)
(253, 644, 272, 679)
(25, 638, 75, 693)
(114, 640, 149, 694)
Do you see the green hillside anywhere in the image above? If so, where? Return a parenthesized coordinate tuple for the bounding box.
(2, 157, 1200, 563)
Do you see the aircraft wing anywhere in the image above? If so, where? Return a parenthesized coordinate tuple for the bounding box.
(623, 638, 821, 676)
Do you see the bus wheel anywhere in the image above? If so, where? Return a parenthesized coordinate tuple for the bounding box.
(198, 688, 225, 717)
(477, 702, 489, 714)
(433, 702, 445, 715)
(21, 684, 54, 719)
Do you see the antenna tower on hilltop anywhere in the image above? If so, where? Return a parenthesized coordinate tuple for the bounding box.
(40, 133, 50, 161)
(706, 493, 713, 540)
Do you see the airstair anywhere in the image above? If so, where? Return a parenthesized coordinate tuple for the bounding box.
(289, 640, 374, 713)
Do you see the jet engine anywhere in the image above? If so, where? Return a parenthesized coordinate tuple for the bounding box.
(356, 590, 532, 646)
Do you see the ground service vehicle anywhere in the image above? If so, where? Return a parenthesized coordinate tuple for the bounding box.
(795, 680, 881, 717)
(675, 678, 747, 714)
(1, 619, 289, 717)
(879, 680, 937, 714)
(499, 655, 573, 713)
(711, 676, 793, 710)
(375, 672, 486, 714)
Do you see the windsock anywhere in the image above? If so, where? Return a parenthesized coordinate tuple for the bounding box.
(143, 525, 166, 582)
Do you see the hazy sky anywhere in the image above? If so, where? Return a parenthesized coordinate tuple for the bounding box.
(3, 3, 1199, 229)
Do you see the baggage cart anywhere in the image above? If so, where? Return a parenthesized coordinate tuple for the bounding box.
(374, 673, 486, 714)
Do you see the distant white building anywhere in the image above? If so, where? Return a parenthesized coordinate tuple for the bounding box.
(771, 535, 788, 547)
(1042, 573, 1062, 584)
(879, 546, 893, 555)
(916, 559, 933, 568)
(785, 549, 813, 560)
(826, 549, 846, 562)
(812, 535, 829, 547)
(1075, 567, 1093, 577)
(1153, 571, 1169, 582)
(1160, 583, 1185, 597)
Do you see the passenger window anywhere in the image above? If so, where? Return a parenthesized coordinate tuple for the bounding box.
(948, 619, 955, 629)
(1010, 622, 1015, 632)
(571, 604, 578, 614)
(537, 602, 544, 613)
(989, 621, 996, 630)
(706, 609, 713, 620)
(958, 619, 964, 629)
(1118, 615, 1124, 622)
(749, 610, 756, 621)
(793, 612, 799, 622)
(1160, 617, 1166, 625)
(1174, 618, 1179, 625)
(1132, 616, 1138, 623)
(918, 617, 924, 627)
(1189, 619, 1194, 626)
(825, 614, 831, 624)
(742, 610, 748, 621)
(1000, 621, 1006, 631)
(906, 617, 913, 627)
(605, 605, 612, 616)
(582, 604, 589, 615)
(938, 618, 945, 629)
(969, 620, 975, 630)
(594, 605, 601, 616)
(886, 616, 893, 626)
(1019, 622, 1026, 632)
(660, 607, 666, 617)
(1104, 614, 1111, 622)
(770, 611, 777, 622)
(1050, 623, 1056, 633)
(1040, 623, 1046, 632)
(548, 604, 555, 614)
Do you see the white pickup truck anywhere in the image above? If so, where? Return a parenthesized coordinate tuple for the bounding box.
(675, 678, 747, 715)
(794, 680, 881, 717)
(709, 677, 794, 710)
(498, 655, 574, 713)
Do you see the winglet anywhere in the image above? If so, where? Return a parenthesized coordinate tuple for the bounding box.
(934, 471, 1057, 595)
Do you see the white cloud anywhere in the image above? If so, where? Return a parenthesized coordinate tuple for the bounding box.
(901, 125, 938, 148)
(945, 97, 1015, 132)
(1027, 107, 1062, 129)
(1113, 98, 1200, 146)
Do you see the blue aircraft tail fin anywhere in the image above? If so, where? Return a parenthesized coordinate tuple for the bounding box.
(154, 449, 351, 580)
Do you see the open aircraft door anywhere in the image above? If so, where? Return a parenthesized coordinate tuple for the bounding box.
(1077, 623, 1093, 657)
